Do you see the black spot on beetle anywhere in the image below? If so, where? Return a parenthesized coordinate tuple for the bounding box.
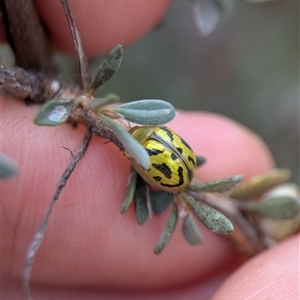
(180, 137, 192, 150)
(161, 166, 184, 188)
(162, 127, 174, 141)
(177, 166, 184, 183)
(153, 176, 162, 182)
(171, 153, 178, 160)
(188, 156, 196, 166)
(147, 148, 164, 156)
(152, 163, 172, 179)
(176, 147, 183, 154)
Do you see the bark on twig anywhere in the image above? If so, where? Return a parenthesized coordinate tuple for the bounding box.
(23, 127, 94, 300)
(0, 66, 63, 103)
(0, 0, 62, 103)
(60, 0, 91, 90)
(0, 0, 55, 72)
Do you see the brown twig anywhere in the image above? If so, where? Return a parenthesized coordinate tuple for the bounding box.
(0, 0, 55, 72)
(60, 0, 91, 90)
(0, 0, 63, 103)
(23, 127, 93, 300)
(0, 66, 64, 103)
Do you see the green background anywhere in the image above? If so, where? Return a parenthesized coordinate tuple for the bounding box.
(97, 0, 299, 183)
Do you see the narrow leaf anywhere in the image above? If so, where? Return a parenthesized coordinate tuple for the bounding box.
(154, 203, 178, 254)
(120, 167, 137, 214)
(192, 0, 221, 37)
(89, 93, 120, 110)
(184, 195, 233, 234)
(99, 114, 150, 170)
(34, 99, 77, 126)
(113, 99, 176, 125)
(0, 153, 18, 178)
(246, 196, 300, 219)
(187, 175, 244, 193)
(244, 183, 300, 219)
(151, 190, 174, 214)
(230, 169, 291, 200)
(134, 175, 150, 224)
(182, 213, 203, 245)
(196, 155, 206, 167)
(89, 45, 123, 94)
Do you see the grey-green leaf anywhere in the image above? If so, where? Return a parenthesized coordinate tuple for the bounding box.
(192, 0, 222, 37)
(134, 176, 150, 224)
(182, 213, 203, 245)
(90, 44, 123, 92)
(196, 156, 206, 168)
(113, 99, 176, 125)
(151, 190, 173, 214)
(230, 169, 291, 200)
(89, 93, 120, 110)
(0, 153, 18, 178)
(99, 114, 150, 170)
(185, 196, 234, 234)
(120, 167, 137, 214)
(244, 184, 300, 219)
(34, 99, 77, 126)
(154, 203, 178, 254)
(187, 175, 244, 193)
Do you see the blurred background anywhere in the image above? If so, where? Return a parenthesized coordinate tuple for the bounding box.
(95, 0, 299, 183)
(1, 0, 299, 183)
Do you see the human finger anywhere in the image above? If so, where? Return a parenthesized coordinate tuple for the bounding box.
(212, 235, 300, 300)
(2, 95, 274, 291)
(34, 0, 172, 56)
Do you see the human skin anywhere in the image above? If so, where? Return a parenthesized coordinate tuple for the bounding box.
(1, 1, 299, 299)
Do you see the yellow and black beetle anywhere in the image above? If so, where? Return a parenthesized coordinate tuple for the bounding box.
(127, 125, 197, 193)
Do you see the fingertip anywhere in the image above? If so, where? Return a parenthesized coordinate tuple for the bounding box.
(212, 235, 300, 300)
(2, 96, 277, 291)
(169, 111, 275, 180)
(34, 0, 172, 56)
